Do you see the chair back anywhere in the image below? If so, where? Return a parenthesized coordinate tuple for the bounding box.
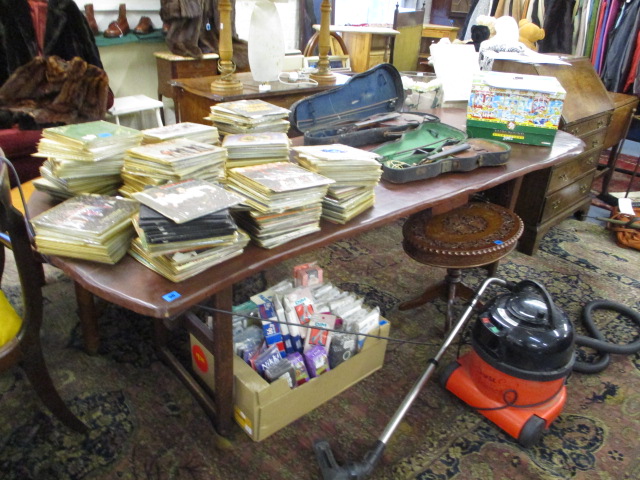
(390, 3, 425, 71)
(0, 161, 43, 348)
(0, 160, 86, 432)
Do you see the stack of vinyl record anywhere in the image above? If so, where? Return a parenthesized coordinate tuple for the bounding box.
(227, 162, 334, 249)
(128, 179, 249, 281)
(292, 144, 383, 224)
(30, 194, 138, 264)
(120, 137, 228, 197)
(32, 121, 143, 199)
(141, 122, 220, 145)
(208, 99, 290, 136)
(222, 132, 291, 169)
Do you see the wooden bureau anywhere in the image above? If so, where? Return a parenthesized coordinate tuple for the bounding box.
(493, 56, 614, 255)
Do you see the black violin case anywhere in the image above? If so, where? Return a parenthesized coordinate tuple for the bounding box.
(289, 63, 433, 147)
(289, 63, 511, 183)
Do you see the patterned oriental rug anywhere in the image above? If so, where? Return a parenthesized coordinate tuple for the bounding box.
(1, 215, 639, 480)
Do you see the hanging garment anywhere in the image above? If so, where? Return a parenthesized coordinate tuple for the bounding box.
(600, 0, 622, 70)
(623, 29, 640, 93)
(573, 0, 592, 56)
(600, 0, 640, 92)
(539, 0, 577, 53)
(0, 0, 104, 87)
(584, 0, 602, 57)
(590, 0, 608, 64)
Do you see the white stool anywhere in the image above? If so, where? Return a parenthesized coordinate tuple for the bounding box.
(108, 94, 164, 128)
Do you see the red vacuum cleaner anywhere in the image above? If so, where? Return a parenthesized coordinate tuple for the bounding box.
(315, 277, 640, 479)
(439, 279, 574, 447)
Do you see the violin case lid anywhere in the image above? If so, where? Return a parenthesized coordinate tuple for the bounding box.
(288, 64, 406, 146)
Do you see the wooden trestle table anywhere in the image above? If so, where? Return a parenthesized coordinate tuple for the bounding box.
(26, 108, 584, 436)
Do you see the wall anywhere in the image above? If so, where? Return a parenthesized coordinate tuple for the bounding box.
(74, 0, 163, 33)
(84, 1, 300, 101)
(98, 42, 164, 100)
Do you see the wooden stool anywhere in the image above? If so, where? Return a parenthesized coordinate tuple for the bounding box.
(400, 202, 524, 332)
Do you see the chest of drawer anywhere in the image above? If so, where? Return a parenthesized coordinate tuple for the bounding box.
(563, 114, 611, 138)
(548, 147, 600, 193)
(541, 171, 596, 222)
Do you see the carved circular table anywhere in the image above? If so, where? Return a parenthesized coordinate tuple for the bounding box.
(400, 202, 524, 332)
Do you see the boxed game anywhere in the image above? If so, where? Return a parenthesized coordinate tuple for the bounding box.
(466, 71, 566, 146)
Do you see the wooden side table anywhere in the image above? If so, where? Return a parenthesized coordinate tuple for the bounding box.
(154, 51, 220, 102)
(419, 24, 460, 71)
(171, 72, 348, 124)
(313, 25, 399, 73)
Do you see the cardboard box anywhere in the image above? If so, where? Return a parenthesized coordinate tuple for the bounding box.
(191, 320, 390, 441)
(466, 71, 566, 146)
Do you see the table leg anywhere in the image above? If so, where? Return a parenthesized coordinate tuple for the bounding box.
(211, 286, 234, 435)
(74, 281, 100, 355)
(154, 287, 235, 436)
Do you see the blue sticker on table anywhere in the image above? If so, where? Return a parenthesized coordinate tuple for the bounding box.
(494, 240, 504, 245)
(163, 291, 181, 302)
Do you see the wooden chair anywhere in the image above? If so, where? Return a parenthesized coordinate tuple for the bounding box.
(0, 160, 87, 433)
(303, 31, 349, 58)
(389, 3, 425, 72)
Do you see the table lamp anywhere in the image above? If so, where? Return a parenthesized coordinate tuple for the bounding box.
(310, 0, 336, 85)
(211, 0, 243, 95)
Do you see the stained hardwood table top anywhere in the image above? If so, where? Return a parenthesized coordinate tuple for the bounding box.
(27, 108, 584, 320)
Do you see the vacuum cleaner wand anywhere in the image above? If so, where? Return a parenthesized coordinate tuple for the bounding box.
(315, 277, 510, 480)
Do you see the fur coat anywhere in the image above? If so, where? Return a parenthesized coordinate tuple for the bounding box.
(0, 0, 107, 128)
(0, 56, 109, 129)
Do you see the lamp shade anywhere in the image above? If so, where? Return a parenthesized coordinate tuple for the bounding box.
(248, 0, 286, 82)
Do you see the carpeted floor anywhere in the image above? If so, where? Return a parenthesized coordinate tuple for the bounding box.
(1, 213, 639, 480)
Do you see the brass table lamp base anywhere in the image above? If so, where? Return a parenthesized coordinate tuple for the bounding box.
(310, 71, 337, 85)
(211, 76, 243, 95)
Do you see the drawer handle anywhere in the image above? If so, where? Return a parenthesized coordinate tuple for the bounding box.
(580, 184, 589, 194)
(597, 119, 606, 127)
(585, 156, 595, 166)
(559, 173, 569, 182)
(552, 200, 562, 210)
(592, 139, 601, 148)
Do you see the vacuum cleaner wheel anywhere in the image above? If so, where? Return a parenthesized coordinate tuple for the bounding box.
(518, 415, 546, 448)
(439, 361, 461, 389)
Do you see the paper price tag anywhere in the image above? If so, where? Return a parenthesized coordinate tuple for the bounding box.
(618, 197, 635, 215)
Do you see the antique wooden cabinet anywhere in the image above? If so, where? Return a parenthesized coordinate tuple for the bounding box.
(492, 56, 614, 255)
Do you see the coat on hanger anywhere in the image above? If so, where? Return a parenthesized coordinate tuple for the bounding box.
(0, 0, 104, 86)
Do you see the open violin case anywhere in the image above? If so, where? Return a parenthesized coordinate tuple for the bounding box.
(289, 63, 512, 183)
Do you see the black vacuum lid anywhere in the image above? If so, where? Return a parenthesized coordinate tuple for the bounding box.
(472, 281, 575, 380)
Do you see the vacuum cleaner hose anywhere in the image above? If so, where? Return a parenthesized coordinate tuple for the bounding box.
(574, 300, 640, 374)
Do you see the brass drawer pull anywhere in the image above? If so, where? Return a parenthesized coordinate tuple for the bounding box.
(558, 173, 569, 182)
(552, 200, 562, 210)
